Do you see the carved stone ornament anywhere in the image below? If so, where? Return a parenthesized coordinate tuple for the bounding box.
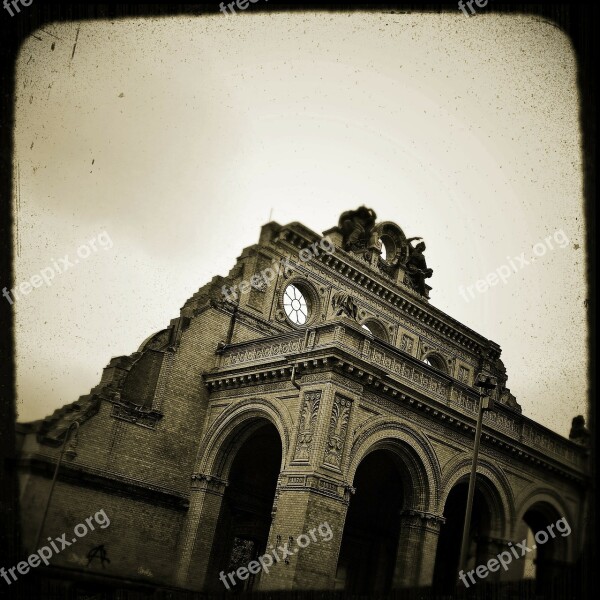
(294, 391, 322, 461)
(338, 206, 377, 252)
(324, 395, 352, 467)
(331, 291, 359, 321)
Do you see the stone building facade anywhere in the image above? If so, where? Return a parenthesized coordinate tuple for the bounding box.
(16, 209, 589, 594)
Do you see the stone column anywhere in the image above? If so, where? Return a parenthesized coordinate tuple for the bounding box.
(254, 381, 358, 591)
(392, 510, 445, 588)
(174, 473, 228, 590)
(256, 475, 352, 591)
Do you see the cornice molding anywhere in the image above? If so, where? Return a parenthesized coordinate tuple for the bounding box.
(203, 342, 587, 483)
(275, 224, 499, 359)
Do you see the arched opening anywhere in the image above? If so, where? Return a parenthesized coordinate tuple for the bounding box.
(334, 449, 404, 593)
(422, 353, 447, 373)
(432, 481, 494, 593)
(379, 237, 388, 261)
(360, 318, 389, 342)
(522, 503, 570, 596)
(208, 421, 282, 592)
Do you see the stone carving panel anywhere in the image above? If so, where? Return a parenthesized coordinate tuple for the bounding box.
(522, 423, 582, 464)
(324, 394, 353, 468)
(293, 391, 322, 462)
(328, 282, 479, 364)
(483, 410, 520, 438)
(370, 347, 449, 400)
(451, 387, 477, 412)
(224, 337, 303, 366)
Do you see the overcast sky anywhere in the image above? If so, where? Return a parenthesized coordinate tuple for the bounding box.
(13, 12, 586, 437)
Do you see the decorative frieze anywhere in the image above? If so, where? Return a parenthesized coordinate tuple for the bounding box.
(361, 338, 371, 359)
(287, 475, 306, 485)
(522, 423, 583, 464)
(279, 474, 350, 504)
(451, 387, 477, 412)
(318, 478, 338, 493)
(483, 410, 520, 438)
(370, 347, 449, 401)
(224, 337, 303, 366)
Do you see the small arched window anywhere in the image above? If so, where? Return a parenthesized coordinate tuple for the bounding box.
(360, 318, 388, 343)
(423, 353, 446, 372)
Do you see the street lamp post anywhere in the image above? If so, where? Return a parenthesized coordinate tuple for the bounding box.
(458, 375, 497, 579)
(34, 420, 80, 550)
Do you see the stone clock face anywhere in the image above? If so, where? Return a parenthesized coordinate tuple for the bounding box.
(283, 284, 308, 325)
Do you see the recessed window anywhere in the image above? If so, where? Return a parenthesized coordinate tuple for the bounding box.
(360, 318, 388, 342)
(423, 354, 446, 372)
(379, 238, 387, 261)
(378, 234, 398, 263)
(283, 284, 308, 325)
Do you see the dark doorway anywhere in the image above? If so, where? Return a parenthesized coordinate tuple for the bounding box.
(335, 449, 404, 593)
(209, 422, 281, 592)
(523, 505, 569, 597)
(432, 481, 492, 594)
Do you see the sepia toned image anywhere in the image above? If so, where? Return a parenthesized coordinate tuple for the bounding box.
(0, 3, 594, 599)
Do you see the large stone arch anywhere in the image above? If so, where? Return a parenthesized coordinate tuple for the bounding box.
(348, 419, 442, 513)
(195, 397, 293, 478)
(176, 398, 292, 591)
(514, 486, 575, 561)
(440, 455, 514, 538)
(515, 486, 575, 528)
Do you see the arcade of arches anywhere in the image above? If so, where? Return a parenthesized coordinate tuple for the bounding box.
(178, 412, 581, 594)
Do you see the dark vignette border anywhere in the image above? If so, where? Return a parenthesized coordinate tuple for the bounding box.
(0, 2, 595, 599)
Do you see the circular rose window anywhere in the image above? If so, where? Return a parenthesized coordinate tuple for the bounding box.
(283, 284, 308, 325)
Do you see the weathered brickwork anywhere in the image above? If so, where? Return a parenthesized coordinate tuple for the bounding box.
(16, 212, 589, 593)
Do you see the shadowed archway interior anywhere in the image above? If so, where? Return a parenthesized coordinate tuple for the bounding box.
(432, 481, 493, 593)
(335, 449, 405, 594)
(523, 503, 570, 596)
(207, 421, 282, 592)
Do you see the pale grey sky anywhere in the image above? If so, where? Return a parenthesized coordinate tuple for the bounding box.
(13, 13, 586, 436)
